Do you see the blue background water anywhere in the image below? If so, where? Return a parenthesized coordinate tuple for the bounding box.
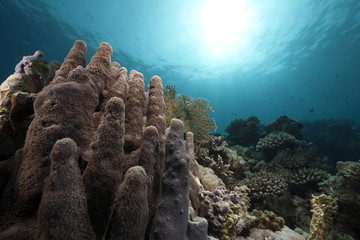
(1, 0, 359, 133)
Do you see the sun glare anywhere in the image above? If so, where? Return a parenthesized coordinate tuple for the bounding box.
(199, 0, 254, 56)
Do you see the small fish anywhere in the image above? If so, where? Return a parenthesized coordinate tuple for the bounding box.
(309, 108, 315, 113)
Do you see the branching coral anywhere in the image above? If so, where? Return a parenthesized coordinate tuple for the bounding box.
(276, 150, 306, 169)
(256, 132, 296, 157)
(164, 84, 216, 142)
(285, 168, 329, 186)
(196, 136, 246, 189)
(337, 160, 360, 181)
(308, 194, 337, 240)
(239, 171, 288, 200)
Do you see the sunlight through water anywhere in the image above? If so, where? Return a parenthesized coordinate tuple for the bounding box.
(199, 0, 257, 57)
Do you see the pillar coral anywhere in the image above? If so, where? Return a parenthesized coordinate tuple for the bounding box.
(0, 39, 208, 239)
(150, 118, 208, 240)
(150, 118, 190, 239)
(137, 126, 161, 225)
(109, 166, 149, 240)
(145, 75, 166, 171)
(82, 97, 125, 239)
(186, 132, 202, 212)
(101, 62, 128, 110)
(15, 40, 112, 217)
(36, 138, 95, 240)
(124, 70, 145, 153)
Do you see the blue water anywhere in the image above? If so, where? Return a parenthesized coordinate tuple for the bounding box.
(1, 0, 360, 133)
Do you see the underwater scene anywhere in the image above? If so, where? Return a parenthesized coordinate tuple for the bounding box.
(0, 0, 359, 239)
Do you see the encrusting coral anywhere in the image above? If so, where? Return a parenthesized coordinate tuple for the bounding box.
(196, 135, 246, 189)
(250, 209, 285, 232)
(198, 185, 255, 240)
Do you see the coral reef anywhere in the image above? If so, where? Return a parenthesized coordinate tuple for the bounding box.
(1, 39, 360, 240)
(224, 116, 261, 147)
(308, 194, 337, 240)
(164, 84, 190, 132)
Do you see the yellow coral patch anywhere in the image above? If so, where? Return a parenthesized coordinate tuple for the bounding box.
(164, 84, 216, 142)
